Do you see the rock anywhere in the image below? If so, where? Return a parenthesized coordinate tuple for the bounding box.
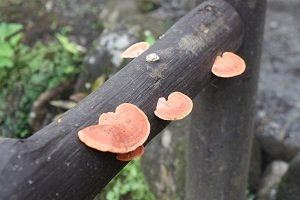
(256, 161, 288, 200)
(276, 154, 300, 200)
(0, 0, 107, 45)
(74, 25, 138, 93)
(255, 0, 300, 161)
(255, 92, 300, 161)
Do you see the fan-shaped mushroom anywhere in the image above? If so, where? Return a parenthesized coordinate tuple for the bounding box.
(211, 52, 246, 78)
(116, 145, 145, 161)
(78, 103, 150, 153)
(154, 92, 193, 121)
(121, 42, 150, 58)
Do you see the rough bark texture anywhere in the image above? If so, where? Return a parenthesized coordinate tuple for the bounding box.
(141, 118, 190, 200)
(0, 0, 243, 199)
(185, 0, 266, 200)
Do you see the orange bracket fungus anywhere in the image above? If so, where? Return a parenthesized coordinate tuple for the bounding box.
(121, 42, 150, 58)
(116, 145, 145, 161)
(78, 103, 150, 154)
(154, 91, 193, 121)
(211, 52, 246, 78)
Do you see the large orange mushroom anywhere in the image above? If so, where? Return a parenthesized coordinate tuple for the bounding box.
(211, 52, 246, 78)
(116, 145, 145, 161)
(78, 103, 150, 153)
(154, 92, 193, 121)
(121, 42, 150, 58)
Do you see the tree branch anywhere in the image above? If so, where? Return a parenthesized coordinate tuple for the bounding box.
(0, 0, 243, 199)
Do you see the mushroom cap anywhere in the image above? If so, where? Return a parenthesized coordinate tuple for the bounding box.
(211, 52, 246, 78)
(154, 92, 193, 120)
(78, 103, 150, 153)
(116, 145, 145, 161)
(121, 42, 150, 58)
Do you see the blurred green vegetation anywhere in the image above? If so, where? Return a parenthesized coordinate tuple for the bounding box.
(0, 21, 156, 200)
(247, 190, 255, 200)
(0, 22, 84, 138)
(96, 159, 156, 200)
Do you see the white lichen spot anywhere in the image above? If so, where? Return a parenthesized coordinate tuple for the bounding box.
(57, 118, 62, 123)
(200, 24, 209, 33)
(47, 156, 51, 161)
(146, 53, 160, 62)
(28, 180, 33, 184)
(159, 34, 165, 39)
(65, 162, 71, 167)
(178, 35, 206, 55)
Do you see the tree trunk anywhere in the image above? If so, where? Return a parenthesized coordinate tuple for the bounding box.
(186, 0, 266, 200)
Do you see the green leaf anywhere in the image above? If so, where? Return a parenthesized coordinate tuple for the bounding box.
(0, 56, 13, 68)
(144, 30, 156, 45)
(0, 42, 14, 58)
(0, 23, 23, 41)
(55, 33, 85, 55)
(9, 33, 23, 47)
(64, 65, 75, 74)
(91, 75, 106, 91)
(49, 100, 77, 110)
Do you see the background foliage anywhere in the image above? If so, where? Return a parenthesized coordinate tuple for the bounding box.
(0, 21, 155, 200)
(0, 22, 83, 138)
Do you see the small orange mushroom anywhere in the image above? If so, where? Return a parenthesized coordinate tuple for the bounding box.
(211, 52, 246, 78)
(78, 103, 150, 153)
(116, 145, 145, 161)
(121, 42, 150, 58)
(154, 92, 193, 121)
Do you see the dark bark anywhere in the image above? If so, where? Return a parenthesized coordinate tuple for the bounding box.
(0, 0, 243, 199)
(186, 0, 266, 200)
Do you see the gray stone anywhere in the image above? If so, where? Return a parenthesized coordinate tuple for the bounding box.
(74, 25, 138, 93)
(256, 161, 288, 200)
(276, 154, 300, 200)
(255, 0, 300, 161)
